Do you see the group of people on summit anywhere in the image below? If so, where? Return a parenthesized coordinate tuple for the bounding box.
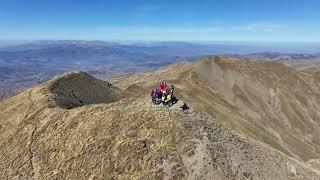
(150, 80, 178, 107)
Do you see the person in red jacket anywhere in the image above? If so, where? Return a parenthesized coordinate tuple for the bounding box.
(160, 80, 168, 93)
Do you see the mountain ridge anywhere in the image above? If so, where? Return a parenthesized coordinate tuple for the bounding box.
(111, 56, 320, 162)
(1, 67, 320, 179)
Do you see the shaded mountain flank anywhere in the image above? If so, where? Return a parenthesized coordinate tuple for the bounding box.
(1, 58, 320, 179)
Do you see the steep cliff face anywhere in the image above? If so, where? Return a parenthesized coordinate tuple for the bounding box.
(1, 70, 320, 179)
(111, 56, 320, 162)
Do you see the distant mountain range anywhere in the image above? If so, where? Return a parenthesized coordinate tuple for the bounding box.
(0, 40, 192, 99)
(225, 51, 319, 61)
(224, 52, 320, 72)
(1, 40, 320, 100)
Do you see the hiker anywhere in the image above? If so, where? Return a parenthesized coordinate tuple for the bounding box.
(161, 91, 167, 103)
(169, 85, 174, 94)
(160, 80, 166, 89)
(150, 88, 158, 98)
(151, 80, 178, 107)
(160, 80, 169, 93)
(170, 93, 178, 104)
(167, 93, 172, 103)
(157, 88, 162, 98)
(151, 88, 161, 104)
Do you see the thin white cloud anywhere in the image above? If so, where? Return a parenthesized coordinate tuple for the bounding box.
(94, 25, 226, 41)
(2, 22, 294, 41)
(232, 22, 288, 32)
(97, 22, 287, 37)
(97, 25, 224, 35)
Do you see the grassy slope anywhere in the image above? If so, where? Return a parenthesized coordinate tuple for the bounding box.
(111, 56, 320, 161)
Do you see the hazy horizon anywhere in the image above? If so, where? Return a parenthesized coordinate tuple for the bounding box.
(1, 39, 320, 54)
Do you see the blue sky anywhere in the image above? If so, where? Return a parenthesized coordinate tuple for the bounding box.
(0, 0, 320, 42)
